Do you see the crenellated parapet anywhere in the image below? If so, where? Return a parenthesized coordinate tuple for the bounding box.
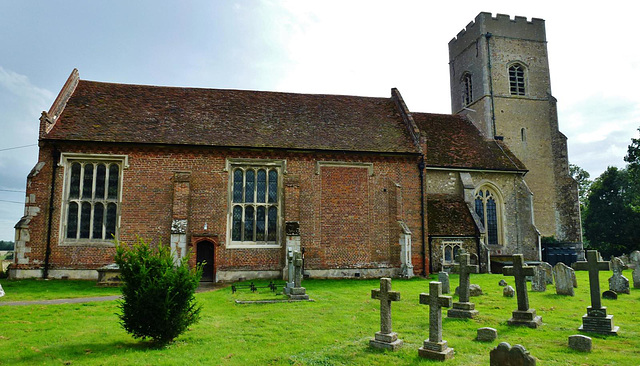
(449, 12, 546, 56)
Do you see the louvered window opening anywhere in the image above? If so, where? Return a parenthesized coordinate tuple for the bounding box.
(509, 64, 526, 95)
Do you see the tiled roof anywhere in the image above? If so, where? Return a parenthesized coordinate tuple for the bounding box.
(413, 113, 526, 171)
(427, 195, 478, 236)
(44, 80, 419, 154)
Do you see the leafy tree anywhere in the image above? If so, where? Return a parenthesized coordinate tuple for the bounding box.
(115, 237, 202, 345)
(0, 241, 14, 251)
(570, 164, 591, 209)
(624, 127, 640, 212)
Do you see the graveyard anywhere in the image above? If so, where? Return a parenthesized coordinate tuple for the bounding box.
(1, 267, 639, 365)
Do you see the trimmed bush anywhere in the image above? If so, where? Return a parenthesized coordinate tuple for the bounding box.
(114, 237, 202, 344)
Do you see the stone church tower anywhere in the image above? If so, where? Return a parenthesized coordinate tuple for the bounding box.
(448, 12, 582, 244)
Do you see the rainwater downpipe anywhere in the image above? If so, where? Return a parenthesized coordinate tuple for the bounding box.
(43, 147, 59, 279)
(418, 156, 429, 276)
(485, 32, 498, 138)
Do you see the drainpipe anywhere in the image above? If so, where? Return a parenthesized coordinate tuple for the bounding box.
(485, 32, 497, 138)
(43, 147, 59, 279)
(418, 157, 429, 276)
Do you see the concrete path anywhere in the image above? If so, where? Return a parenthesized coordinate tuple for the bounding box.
(0, 282, 224, 306)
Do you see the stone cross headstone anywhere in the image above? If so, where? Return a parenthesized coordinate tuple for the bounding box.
(438, 272, 450, 294)
(503, 254, 542, 328)
(287, 251, 309, 300)
(418, 281, 454, 360)
(553, 262, 575, 296)
(630, 250, 640, 288)
(369, 278, 403, 350)
(572, 250, 619, 335)
(490, 342, 536, 366)
(284, 248, 295, 295)
(448, 252, 479, 319)
(608, 257, 630, 294)
(539, 262, 553, 284)
(531, 265, 547, 292)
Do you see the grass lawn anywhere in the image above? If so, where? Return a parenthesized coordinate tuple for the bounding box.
(1, 271, 639, 365)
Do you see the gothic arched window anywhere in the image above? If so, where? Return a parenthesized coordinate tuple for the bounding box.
(474, 186, 503, 245)
(509, 63, 526, 96)
(462, 72, 473, 106)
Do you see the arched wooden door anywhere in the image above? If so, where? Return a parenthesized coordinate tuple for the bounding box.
(196, 241, 214, 282)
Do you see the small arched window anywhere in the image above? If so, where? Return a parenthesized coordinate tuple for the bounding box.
(474, 186, 503, 245)
(443, 242, 462, 265)
(521, 127, 527, 142)
(462, 72, 473, 106)
(509, 63, 526, 96)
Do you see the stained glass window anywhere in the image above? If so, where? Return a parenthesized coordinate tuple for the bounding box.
(474, 187, 501, 245)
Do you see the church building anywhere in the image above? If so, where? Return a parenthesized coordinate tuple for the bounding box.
(10, 12, 581, 280)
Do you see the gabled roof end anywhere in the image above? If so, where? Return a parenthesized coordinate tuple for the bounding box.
(41, 69, 80, 136)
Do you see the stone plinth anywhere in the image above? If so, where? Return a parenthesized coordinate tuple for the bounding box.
(418, 339, 454, 361)
(447, 301, 478, 319)
(508, 309, 542, 328)
(288, 287, 309, 300)
(579, 306, 619, 335)
(369, 331, 403, 351)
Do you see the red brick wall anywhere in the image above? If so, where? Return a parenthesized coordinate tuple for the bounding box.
(17, 142, 427, 276)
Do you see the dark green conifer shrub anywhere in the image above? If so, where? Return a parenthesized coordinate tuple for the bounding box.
(114, 237, 202, 344)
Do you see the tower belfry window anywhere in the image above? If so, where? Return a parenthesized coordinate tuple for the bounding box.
(509, 64, 526, 95)
(462, 73, 473, 106)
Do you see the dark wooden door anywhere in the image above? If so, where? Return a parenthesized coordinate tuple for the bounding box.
(197, 241, 214, 282)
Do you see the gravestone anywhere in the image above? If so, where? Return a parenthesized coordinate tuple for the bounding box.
(454, 284, 482, 297)
(499, 279, 508, 287)
(539, 262, 554, 284)
(608, 257, 630, 294)
(477, 327, 498, 342)
(284, 248, 295, 295)
(568, 335, 592, 352)
(369, 278, 403, 350)
(438, 272, 450, 294)
(531, 265, 547, 292)
(418, 281, 454, 360)
(503, 285, 515, 297)
(490, 342, 536, 366)
(553, 262, 575, 296)
(448, 252, 479, 319)
(572, 250, 619, 335)
(503, 254, 542, 328)
(630, 250, 640, 288)
(287, 251, 309, 300)
(602, 290, 617, 300)
(0, 284, 4, 297)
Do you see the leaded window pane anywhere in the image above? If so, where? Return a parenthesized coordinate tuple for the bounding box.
(233, 169, 243, 203)
(444, 246, 452, 262)
(268, 170, 278, 203)
(67, 202, 78, 239)
(82, 164, 94, 199)
(487, 197, 498, 245)
(256, 169, 266, 203)
(245, 169, 255, 203)
(80, 202, 91, 239)
(95, 164, 106, 200)
(256, 206, 266, 241)
(475, 198, 484, 220)
(69, 163, 81, 199)
(93, 203, 104, 239)
(267, 206, 277, 241)
(106, 203, 117, 239)
(232, 205, 242, 241)
(108, 164, 119, 199)
(244, 206, 255, 241)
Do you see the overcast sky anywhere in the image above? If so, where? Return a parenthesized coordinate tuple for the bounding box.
(1, 1, 639, 241)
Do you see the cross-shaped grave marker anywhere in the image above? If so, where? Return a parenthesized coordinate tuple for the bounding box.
(448, 251, 479, 318)
(369, 278, 403, 350)
(287, 251, 309, 300)
(418, 281, 454, 360)
(503, 254, 542, 328)
(572, 250, 618, 334)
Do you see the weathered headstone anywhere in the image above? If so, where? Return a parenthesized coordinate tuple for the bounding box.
(572, 250, 619, 335)
(568, 335, 592, 352)
(630, 250, 640, 288)
(284, 248, 295, 295)
(0, 284, 4, 297)
(539, 262, 554, 284)
(369, 278, 403, 350)
(418, 281, 454, 360)
(602, 290, 617, 300)
(503, 254, 542, 328)
(531, 265, 547, 292)
(477, 327, 498, 342)
(438, 272, 450, 294)
(608, 257, 630, 294)
(490, 342, 536, 366)
(499, 279, 508, 287)
(287, 251, 309, 300)
(553, 262, 575, 296)
(503, 285, 515, 297)
(448, 252, 479, 319)
(454, 284, 482, 297)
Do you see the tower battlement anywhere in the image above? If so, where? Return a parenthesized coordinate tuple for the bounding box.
(449, 12, 546, 56)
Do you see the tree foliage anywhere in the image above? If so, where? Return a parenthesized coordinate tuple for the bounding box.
(570, 164, 591, 209)
(0, 241, 14, 251)
(114, 237, 202, 345)
(583, 127, 640, 258)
